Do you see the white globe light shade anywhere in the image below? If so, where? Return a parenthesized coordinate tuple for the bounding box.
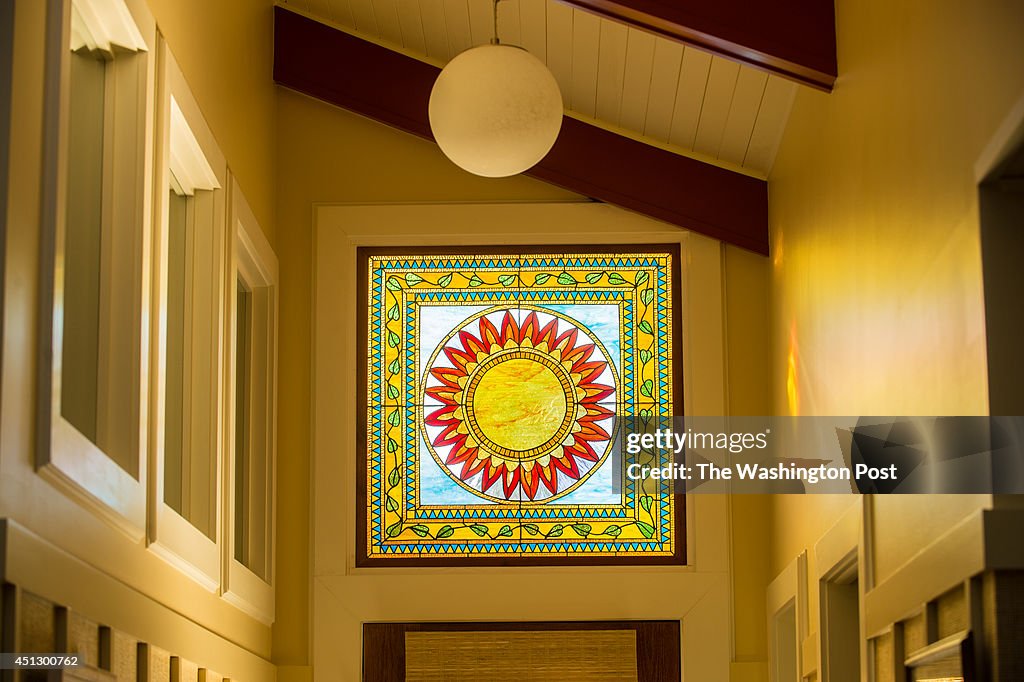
(429, 44, 563, 178)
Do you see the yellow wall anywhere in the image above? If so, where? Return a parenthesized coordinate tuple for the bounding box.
(771, 0, 1024, 419)
(724, 245, 771, 418)
(766, 0, 1024, 618)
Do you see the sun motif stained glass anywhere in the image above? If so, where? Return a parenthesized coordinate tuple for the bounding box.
(359, 247, 682, 565)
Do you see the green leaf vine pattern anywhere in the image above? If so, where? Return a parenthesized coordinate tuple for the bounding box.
(383, 517, 658, 541)
(379, 266, 661, 543)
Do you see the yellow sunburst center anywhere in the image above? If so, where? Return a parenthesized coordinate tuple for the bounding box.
(470, 358, 568, 451)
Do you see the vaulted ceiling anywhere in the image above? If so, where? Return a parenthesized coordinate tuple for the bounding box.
(279, 0, 810, 175)
(273, 0, 837, 253)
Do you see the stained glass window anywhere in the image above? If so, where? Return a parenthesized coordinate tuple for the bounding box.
(359, 247, 683, 565)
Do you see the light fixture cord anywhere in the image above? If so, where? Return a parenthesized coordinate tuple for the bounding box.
(491, 0, 501, 45)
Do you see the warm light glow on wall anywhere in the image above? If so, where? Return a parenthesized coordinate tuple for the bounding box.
(786, 322, 800, 416)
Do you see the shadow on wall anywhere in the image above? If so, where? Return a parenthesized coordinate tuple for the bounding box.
(979, 136, 1024, 416)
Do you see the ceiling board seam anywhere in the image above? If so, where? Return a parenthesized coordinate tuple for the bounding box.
(344, 0, 358, 27)
(469, 0, 493, 46)
(414, 0, 427, 53)
(396, 0, 408, 46)
(740, 76, 769, 168)
(440, 0, 453, 58)
(329, 0, 343, 27)
(638, 38, 658, 135)
(394, 0, 407, 47)
(568, 4, 575, 108)
(368, 0, 381, 38)
(662, 46, 685, 145)
(541, 0, 549, 65)
(591, 16, 604, 116)
(621, 29, 656, 133)
(687, 52, 713, 150)
(543, 0, 548, 60)
(347, 0, 369, 34)
(568, 8, 595, 114)
(336, 0, 355, 28)
(642, 39, 680, 140)
(517, 0, 522, 47)
(611, 23, 627, 125)
(712, 61, 740, 159)
(591, 15, 603, 115)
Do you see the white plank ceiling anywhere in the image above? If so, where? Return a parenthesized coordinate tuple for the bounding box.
(280, 0, 798, 176)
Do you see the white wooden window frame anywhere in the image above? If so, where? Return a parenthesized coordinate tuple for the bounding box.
(146, 39, 226, 591)
(221, 178, 277, 625)
(0, 0, 12, 358)
(814, 501, 864, 682)
(767, 550, 808, 682)
(37, 0, 156, 542)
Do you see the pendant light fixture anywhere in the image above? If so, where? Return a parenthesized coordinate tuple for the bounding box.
(428, 0, 563, 178)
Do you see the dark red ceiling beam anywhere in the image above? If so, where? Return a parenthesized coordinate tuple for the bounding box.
(274, 8, 769, 254)
(561, 0, 836, 91)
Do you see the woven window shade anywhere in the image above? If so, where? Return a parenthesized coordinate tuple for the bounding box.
(405, 630, 638, 681)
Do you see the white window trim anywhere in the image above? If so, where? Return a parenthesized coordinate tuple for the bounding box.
(767, 550, 809, 682)
(37, 0, 156, 542)
(221, 177, 278, 625)
(814, 500, 864, 681)
(146, 38, 227, 592)
(0, 0, 12, 371)
(168, 97, 218, 194)
(70, 0, 146, 54)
